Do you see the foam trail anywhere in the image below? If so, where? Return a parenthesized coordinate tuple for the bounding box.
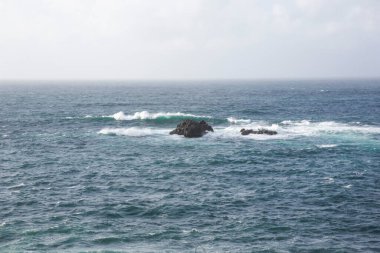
(209, 120, 380, 140)
(280, 120, 380, 135)
(7, 183, 25, 190)
(98, 127, 168, 137)
(227, 117, 251, 124)
(210, 123, 282, 140)
(110, 111, 211, 121)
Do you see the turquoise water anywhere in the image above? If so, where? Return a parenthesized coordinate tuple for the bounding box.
(0, 80, 379, 252)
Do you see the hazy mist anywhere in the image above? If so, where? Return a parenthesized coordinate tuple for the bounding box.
(1, 0, 379, 80)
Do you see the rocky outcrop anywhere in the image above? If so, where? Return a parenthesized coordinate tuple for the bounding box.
(240, 128, 277, 136)
(170, 119, 214, 138)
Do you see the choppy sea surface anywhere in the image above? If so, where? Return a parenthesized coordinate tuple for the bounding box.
(0, 80, 379, 252)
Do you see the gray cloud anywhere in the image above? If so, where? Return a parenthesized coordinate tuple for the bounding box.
(0, 0, 379, 80)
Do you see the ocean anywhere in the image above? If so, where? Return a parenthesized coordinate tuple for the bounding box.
(0, 80, 379, 252)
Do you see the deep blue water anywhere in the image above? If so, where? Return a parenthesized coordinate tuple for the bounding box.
(0, 80, 379, 252)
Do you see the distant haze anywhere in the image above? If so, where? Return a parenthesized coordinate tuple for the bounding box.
(0, 0, 379, 80)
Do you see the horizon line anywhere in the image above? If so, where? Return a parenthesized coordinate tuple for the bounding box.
(1, 77, 380, 83)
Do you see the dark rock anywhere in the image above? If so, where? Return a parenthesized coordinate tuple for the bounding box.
(240, 128, 277, 136)
(240, 128, 252, 135)
(170, 119, 214, 138)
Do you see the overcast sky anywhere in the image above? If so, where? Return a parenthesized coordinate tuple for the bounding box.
(0, 0, 379, 80)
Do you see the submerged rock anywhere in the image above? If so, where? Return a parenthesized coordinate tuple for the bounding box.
(170, 119, 214, 138)
(240, 128, 277, 136)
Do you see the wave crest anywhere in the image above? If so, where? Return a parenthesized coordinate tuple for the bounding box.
(317, 144, 338, 148)
(98, 127, 164, 137)
(227, 117, 251, 124)
(109, 111, 211, 121)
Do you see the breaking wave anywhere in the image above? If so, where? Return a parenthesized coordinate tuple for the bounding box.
(211, 123, 283, 140)
(227, 117, 251, 124)
(209, 120, 380, 140)
(98, 127, 169, 137)
(279, 120, 380, 135)
(97, 117, 379, 141)
(85, 111, 212, 122)
(111, 111, 212, 121)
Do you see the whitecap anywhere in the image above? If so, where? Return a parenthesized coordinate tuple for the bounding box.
(99, 117, 380, 140)
(111, 111, 129, 120)
(182, 228, 199, 234)
(66, 115, 94, 120)
(210, 123, 284, 140)
(109, 111, 211, 121)
(210, 119, 380, 141)
(281, 120, 311, 126)
(227, 117, 251, 124)
(317, 144, 338, 148)
(98, 127, 168, 137)
(8, 183, 25, 190)
(343, 184, 352, 189)
(280, 120, 380, 135)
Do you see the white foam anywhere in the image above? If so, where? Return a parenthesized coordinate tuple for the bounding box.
(111, 111, 129, 120)
(317, 144, 338, 148)
(66, 115, 93, 119)
(324, 177, 335, 183)
(98, 127, 168, 137)
(281, 120, 311, 126)
(280, 120, 380, 135)
(8, 183, 25, 190)
(227, 117, 251, 124)
(210, 123, 283, 140)
(109, 111, 210, 121)
(97, 116, 379, 140)
(210, 120, 379, 140)
(182, 228, 199, 234)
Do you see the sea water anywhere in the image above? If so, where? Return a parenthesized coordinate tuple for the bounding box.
(0, 80, 379, 252)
